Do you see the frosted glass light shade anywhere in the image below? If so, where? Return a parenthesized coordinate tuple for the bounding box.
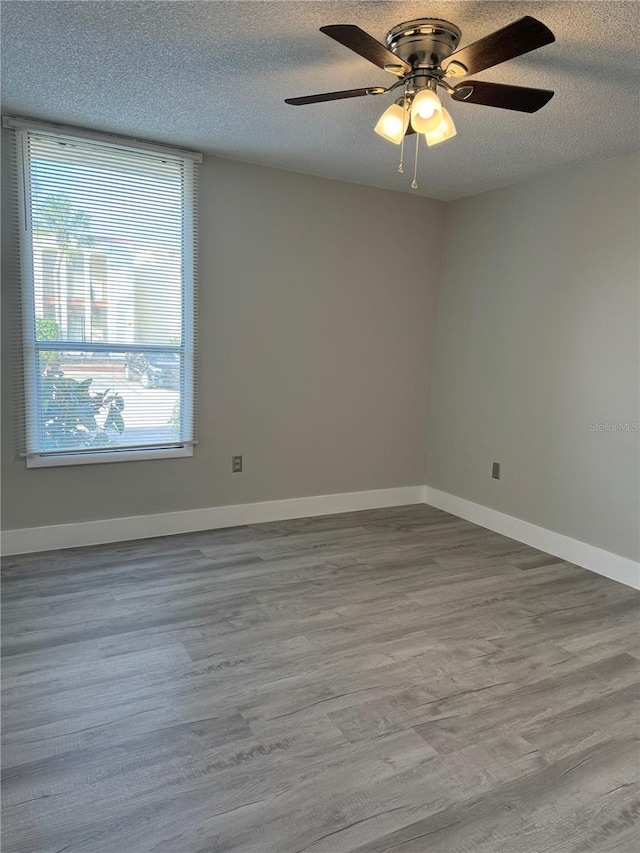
(424, 109, 457, 146)
(410, 89, 443, 134)
(374, 103, 408, 144)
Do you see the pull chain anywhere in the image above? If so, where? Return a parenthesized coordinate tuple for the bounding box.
(398, 83, 409, 175)
(411, 131, 420, 190)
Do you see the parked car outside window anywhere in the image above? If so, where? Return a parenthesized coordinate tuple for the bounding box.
(124, 352, 180, 388)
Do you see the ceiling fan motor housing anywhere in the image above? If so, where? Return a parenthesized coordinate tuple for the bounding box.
(386, 19, 462, 69)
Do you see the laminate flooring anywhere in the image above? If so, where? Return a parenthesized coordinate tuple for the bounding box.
(2, 504, 639, 853)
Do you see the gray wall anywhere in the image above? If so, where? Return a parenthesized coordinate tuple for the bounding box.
(1, 143, 443, 529)
(426, 152, 640, 560)
(3, 137, 638, 562)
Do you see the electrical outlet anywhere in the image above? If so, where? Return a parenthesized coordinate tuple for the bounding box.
(492, 462, 501, 480)
(232, 455, 243, 473)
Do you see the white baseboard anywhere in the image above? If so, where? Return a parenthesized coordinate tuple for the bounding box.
(0, 485, 425, 556)
(424, 486, 640, 591)
(3, 484, 637, 592)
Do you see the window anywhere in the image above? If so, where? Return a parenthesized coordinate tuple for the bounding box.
(11, 121, 200, 466)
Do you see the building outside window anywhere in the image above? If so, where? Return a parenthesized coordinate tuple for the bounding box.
(89, 253, 108, 342)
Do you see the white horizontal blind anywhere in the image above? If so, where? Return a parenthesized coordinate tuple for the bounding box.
(16, 127, 198, 462)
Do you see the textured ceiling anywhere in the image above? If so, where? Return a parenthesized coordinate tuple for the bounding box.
(2, 1, 639, 199)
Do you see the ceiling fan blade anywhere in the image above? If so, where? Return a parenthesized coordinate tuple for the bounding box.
(320, 24, 411, 76)
(285, 87, 385, 105)
(443, 16, 554, 76)
(452, 80, 554, 112)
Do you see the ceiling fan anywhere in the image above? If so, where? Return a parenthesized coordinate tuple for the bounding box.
(285, 16, 555, 187)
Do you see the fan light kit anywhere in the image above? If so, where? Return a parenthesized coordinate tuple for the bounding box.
(285, 16, 555, 189)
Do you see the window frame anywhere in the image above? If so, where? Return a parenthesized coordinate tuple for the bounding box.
(14, 124, 198, 468)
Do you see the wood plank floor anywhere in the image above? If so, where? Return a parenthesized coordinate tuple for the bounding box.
(2, 504, 639, 853)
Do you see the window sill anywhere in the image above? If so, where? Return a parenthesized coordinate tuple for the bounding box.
(26, 445, 194, 468)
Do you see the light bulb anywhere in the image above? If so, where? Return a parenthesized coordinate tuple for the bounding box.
(410, 89, 443, 134)
(374, 103, 408, 145)
(424, 109, 457, 146)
